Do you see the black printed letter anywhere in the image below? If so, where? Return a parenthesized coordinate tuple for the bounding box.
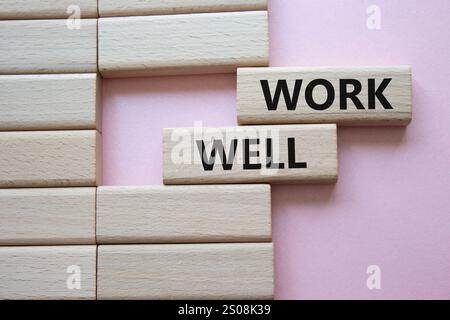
(340, 79, 364, 109)
(305, 79, 335, 110)
(368, 78, 393, 109)
(266, 138, 285, 169)
(288, 138, 307, 169)
(196, 139, 238, 171)
(260, 79, 302, 111)
(243, 139, 262, 170)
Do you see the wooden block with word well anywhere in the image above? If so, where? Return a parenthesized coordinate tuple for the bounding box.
(98, 11, 268, 77)
(99, 0, 267, 17)
(0, 130, 101, 188)
(0, 0, 98, 19)
(237, 66, 412, 126)
(97, 243, 273, 299)
(0, 188, 96, 246)
(0, 19, 97, 74)
(163, 124, 337, 184)
(97, 184, 271, 244)
(0, 74, 101, 131)
(0, 246, 96, 300)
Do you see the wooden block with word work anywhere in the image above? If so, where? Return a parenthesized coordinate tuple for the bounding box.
(99, 0, 267, 17)
(0, 188, 96, 246)
(163, 124, 337, 184)
(98, 11, 269, 77)
(0, 0, 98, 19)
(0, 19, 97, 74)
(97, 184, 271, 244)
(237, 66, 412, 126)
(0, 246, 96, 300)
(97, 243, 273, 299)
(0, 130, 101, 188)
(0, 74, 101, 131)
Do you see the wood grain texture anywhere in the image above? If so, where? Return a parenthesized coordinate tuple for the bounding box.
(97, 243, 273, 299)
(0, 246, 96, 300)
(0, 0, 98, 19)
(0, 19, 97, 74)
(98, 11, 269, 77)
(0, 74, 101, 131)
(237, 66, 412, 126)
(0, 188, 96, 246)
(0, 130, 101, 188)
(97, 184, 271, 244)
(99, 0, 267, 17)
(163, 124, 338, 184)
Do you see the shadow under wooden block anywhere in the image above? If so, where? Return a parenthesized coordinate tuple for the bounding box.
(0, 19, 97, 74)
(0, 246, 96, 300)
(237, 66, 412, 126)
(0, 188, 96, 246)
(97, 243, 274, 299)
(0, 74, 101, 131)
(98, 11, 269, 77)
(0, 0, 98, 19)
(0, 130, 102, 188)
(163, 124, 338, 184)
(99, 0, 267, 17)
(96, 184, 271, 244)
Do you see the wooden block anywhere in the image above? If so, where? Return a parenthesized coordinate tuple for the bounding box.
(98, 11, 269, 77)
(0, 74, 101, 131)
(97, 184, 271, 244)
(0, 246, 96, 300)
(0, 19, 97, 74)
(0, 0, 98, 19)
(163, 124, 337, 184)
(237, 66, 412, 126)
(0, 130, 101, 188)
(0, 188, 96, 246)
(97, 243, 273, 299)
(99, 0, 267, 17)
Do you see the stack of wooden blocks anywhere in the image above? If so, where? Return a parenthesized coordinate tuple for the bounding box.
(0, 0, 411, 300)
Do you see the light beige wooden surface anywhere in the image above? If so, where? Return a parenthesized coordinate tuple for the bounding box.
(0, 246, 96, 300)
(0, 130, 101, 188)
(163, 124, 338, 184)
(237, 66, 412, 126)
(0, 74, 101, 131)
(99, 0, 267, 17)
(97, 184, 271, 244)
(0, 19, 97, 74)
(98, 11, 269, 77)
(97, 243, 273, 299)
(0, 0, 98, 19)
(0, 188, 96, 246)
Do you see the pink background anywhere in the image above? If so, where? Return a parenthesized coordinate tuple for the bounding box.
(102, 0, 450, 299)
